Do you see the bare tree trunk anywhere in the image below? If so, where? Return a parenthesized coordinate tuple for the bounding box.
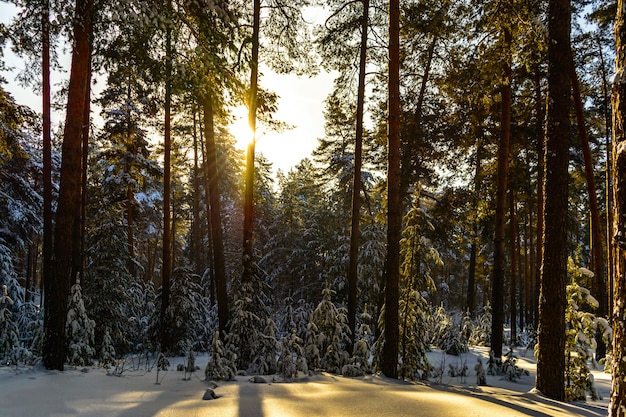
(491, 26, 512, 360)
(242, 0, 261, 284)
(347, 0, 369, 355)
(509, 189, 518, 344)
(381, 0, 400, 379)
(609, 0, 626, 413)
(534, 64, 544, 330)
(570, 60, 608, 359)
(536, 0, 570, 400)
(43, 0, 93, 370)
(160, 11, 173, 352)
(42, 0, 52, 303)
(202, 93, 228, 336)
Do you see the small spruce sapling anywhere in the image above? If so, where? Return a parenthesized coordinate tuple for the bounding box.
(205, 331, 236, 381)
(277, 329, 307, 380)
(99, 327, 116, 369)
(0, 285, 19, 364)
(66, 282, 96, 366)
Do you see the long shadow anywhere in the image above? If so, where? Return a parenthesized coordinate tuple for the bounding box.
(238, 383, 264, 417)
(428, 383, 607, 417)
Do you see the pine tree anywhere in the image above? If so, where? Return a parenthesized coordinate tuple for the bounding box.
(564, 261, 607, 401)
(306, 286, 351, 374)
(0, 284, 19, 364)
(205, 331, 236, 381)
(65, 282, 96, 366)
(277, 329, 307, 380)
(99, 327, 116, 369)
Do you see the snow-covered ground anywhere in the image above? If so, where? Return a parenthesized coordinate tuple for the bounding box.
(0, 346, 610, 417)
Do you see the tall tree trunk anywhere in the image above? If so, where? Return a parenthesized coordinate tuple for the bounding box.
(570, 60, 608, 359)
(347, 0, 369, 355)
(536, 0, 570, 401)
(534, 64, 545, 330)
(609, 0, 626, 412)
(467, 140, 483, 316)
(43, 0, 93, 370)
(202, 92, 228, 337)
(192, 109, 202, 274)
(509, 190, 518, 344)
(42, 0, 52, 303)
(160, 12, 173, 352)
(75, 59, 91, 286)
(242, 0, 261, 284)
(381, 0, 400, 379)
(491, 26, 512, 360)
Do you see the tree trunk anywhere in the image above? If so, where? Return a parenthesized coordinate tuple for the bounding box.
(509, 189, 518, 344)
(42, 0, 52, 304)
(160, 13, 173, 352)
(43, 0, 93, 370)
(75, 58, 91, 286)
(347, 0, 369, 355)
(491, 26, 512, 360)
(192, 109, 202, 274)
(242, 0, 261, 284)
(536, 0, 570, 401)
(467, 140, 483, 316)
(570, 60, 608, 359)
(609, 0, 626, 413)
(202, 92, 229, 337)
(534, 64, 545, 330)
(381, 0, 400, 379)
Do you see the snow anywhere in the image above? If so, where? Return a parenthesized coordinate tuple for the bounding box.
(0, 346, 611, 417)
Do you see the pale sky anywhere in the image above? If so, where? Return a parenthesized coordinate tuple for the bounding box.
(0, 3, 333, 174)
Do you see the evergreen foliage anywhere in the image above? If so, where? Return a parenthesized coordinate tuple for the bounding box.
(226, 272, 277, 375)
(277, 329, 308, 380)
(65, 283, 96, 366)
(305, 286, 351, 374)
(564, 261, 607, 401)
(205, 331, 236, 381)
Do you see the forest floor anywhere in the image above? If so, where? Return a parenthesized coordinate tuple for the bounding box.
(0, 346, 611, 417)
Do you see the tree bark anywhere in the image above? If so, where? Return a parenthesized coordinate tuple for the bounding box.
(202, 92, 229, 337)
(381, 0, 400, 379)
(160, 11, 173, 352)
(491, 26, 512, 360)
(347, 0, 369, 356)
(42, 0, 52, 303)
(242, 0, 261, 284)
(534, 64, 545, 330)
(570, 60, 608, 359)
(536, 0, 570, 401)
(609, 0, 626, 413)
(509, 189, 518, 344)
(43, 0, 93, 370)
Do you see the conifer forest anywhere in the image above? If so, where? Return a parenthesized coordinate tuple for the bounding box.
(2, 0, 626, 413)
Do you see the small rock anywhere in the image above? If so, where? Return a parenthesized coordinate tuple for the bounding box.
(249, 375, 267, 384)
(202, 389, 219, 400)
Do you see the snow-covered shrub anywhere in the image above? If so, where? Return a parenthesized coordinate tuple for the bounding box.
(99, 327, 116, 369)
(431, 305, 467, 356)
(349, 307, 373, 375)
(0, 284, 19, 364)
(305, 286, 350, 374)
(162, 267, 211, 355)
(500, 349, 529, 382)
(226, 273, 277, 375)
(564, 261, 606, 401)
(277, 329, 307, 380)
(470, 304, 492, 346)
(205, 331, 236, 381)
(399, 289, 431, 379)
(66, 283, 96, 366)
(475, 357, 486, 385)
(276, 297, 311, 343)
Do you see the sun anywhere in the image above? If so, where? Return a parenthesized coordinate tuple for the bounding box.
(228, 105, 255, 150)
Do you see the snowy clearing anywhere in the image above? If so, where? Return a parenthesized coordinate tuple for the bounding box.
(0, 347, 610, 417)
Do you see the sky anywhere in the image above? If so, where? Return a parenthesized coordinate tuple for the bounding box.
(0, 3, 334, 174)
